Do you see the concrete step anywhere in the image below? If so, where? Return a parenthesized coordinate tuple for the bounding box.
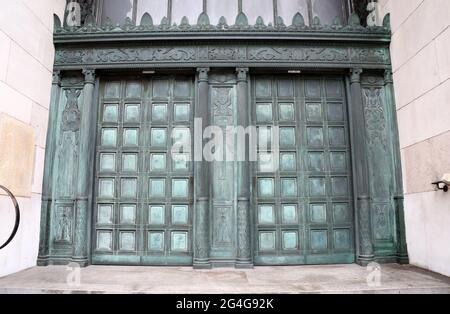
(0, 264, 449, 294)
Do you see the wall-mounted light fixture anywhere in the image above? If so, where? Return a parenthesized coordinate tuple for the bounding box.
(432, 174, 450, 193)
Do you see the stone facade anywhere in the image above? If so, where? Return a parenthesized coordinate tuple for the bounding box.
(0, 0, 65, 278)
(0, 0, 448, 279)
(378, 0, 450, 277)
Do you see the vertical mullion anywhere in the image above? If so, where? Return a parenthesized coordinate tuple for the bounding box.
(307, 0, 313, 24)
(273, 0, 278, 24)
(132, 0, 138, 24)
(167, 0, 173, 24)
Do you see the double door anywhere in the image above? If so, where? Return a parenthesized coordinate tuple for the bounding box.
(91, 73, 355, 266)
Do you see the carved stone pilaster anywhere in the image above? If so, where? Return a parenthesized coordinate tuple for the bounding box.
(235, 67, 252, 268)
(349, 68, 374, 265)
(193, 67, 211, 269)
(82, 68, 96, 84)
(38, 70, 63, 265)
(72, 69, 96, 266)
(384, 69, 409, 263)
(52, 70, 62, 86)
(197, 67, 210, 82)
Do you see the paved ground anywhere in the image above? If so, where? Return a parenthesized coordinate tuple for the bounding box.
(0, 264, 449, 294)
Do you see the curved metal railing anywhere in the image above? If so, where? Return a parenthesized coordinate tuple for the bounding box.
(0, 185, 20, 250)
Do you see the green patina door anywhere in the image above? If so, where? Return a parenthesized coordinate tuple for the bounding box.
(253, 75, 355, 265)
(92, 76, 194, 265)
(91, 74, 355, 266)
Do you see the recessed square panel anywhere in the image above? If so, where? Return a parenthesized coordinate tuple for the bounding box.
(149, 205, 165, 225)
(171, 232, 188, 252)
(100, 153, 116, 172)
(333, 203, 350, 224)
(256, 79, 272, 97)
(331, 177, 349, 196)
(306, 103, 323, 122)
(258, 127, 272, 148)
(329, 127, 346, 146)
(121, 178, 137, 198)
(280, 128, 296, 147)
(101, 128, 117, 147)
(172, 128, 191, 147)
(306, 79, 322, 98)
(256, 103, 273, 122)
(122, 154, 138, 172)
(125, 82, 142, 98)
(172, 179, 189, 198)
(99, 179, 115, 198)
(325, 80, 343, 98)
(153, 80, 170, 98)
(258, 205, 275, 224)
(98, 205, 113, 224)
(310, 204, 327, 223)
(278, 79, 294, 97)
(279, 103, 295, 121)
(283, 231, 298, 250)
(151, 128, 167, 147)
(173, 153, 190, 171)
(124, 104, 140, 122)
(308, 152, 325, 172)
(119, 232, 136, 251)
(120, 205, 136, 224)
(280, 153, 296, 171)
(174, 80, 191, 97)
(151, 154, 166, 172)
(281, 178, 297, 197)
(97, 231, 113, 251)
(152, 104, 168, 122)
(123, 129, 139, 146)
(307, 127, 324, 146)
(311, 230, 328, 251)
(103, 104, 118, 122)
(334, 229, 351, 250)
(149, 179, 166, 197)
(172, 205, 189, 225)
(309, 178, 326, 197)
(330, 152, 347, 171)
(258, 178, 274, 197)
(148, 232, 165, 251)
(174, 103, 190, 122)
(327, 103, 345, 121)
(259, 153, 275, 172)
(282, 205, 297, 224)
(259, 232, 276, 251)
(105, 82, 120, 98)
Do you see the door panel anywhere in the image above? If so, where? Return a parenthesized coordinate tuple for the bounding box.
(253, 76, 355, 265)
(92, 77, 194, 265)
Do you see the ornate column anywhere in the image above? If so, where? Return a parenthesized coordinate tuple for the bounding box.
(193, 68, 211, 269)
(38, 71, 62, 266)
(72, 69, 96, 266)
(384, 70, 408, 264)
(350, 68, 374, 265)
(235, 68, 252, 268)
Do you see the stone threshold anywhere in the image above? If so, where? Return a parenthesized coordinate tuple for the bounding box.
(0, 264, 449, 294)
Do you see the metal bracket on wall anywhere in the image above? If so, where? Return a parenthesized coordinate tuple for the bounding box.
(0, 185, 21, 250)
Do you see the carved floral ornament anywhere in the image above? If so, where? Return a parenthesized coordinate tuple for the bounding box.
(55, 46, 390, 67)
(54, 10, 391, 35)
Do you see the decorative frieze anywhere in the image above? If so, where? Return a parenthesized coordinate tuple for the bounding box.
(55, 45, 390, 68)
